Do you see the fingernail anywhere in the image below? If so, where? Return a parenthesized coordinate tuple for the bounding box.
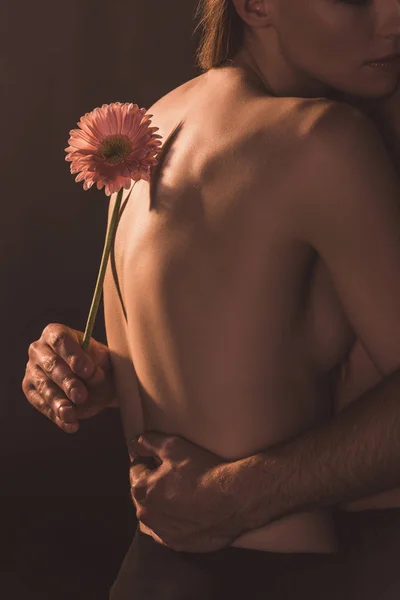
(65, 422, 79, 434)
(70, 388, 84, 404)
(59, 406, 75, 422)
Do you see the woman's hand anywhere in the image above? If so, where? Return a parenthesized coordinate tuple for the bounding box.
(22, 323, 118, 433)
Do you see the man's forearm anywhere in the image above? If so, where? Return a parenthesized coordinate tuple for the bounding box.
(233, 367, 400, 531)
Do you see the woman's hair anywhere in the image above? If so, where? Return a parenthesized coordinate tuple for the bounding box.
(194, 0, 244, 72)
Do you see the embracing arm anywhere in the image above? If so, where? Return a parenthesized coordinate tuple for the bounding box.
(235, 367, 400, 529)
(228, 103, 400, 531)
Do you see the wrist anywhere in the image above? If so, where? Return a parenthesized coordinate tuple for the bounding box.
(220, 452, 294, 532)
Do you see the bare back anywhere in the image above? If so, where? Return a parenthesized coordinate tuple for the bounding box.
(103, 67, 356, 552)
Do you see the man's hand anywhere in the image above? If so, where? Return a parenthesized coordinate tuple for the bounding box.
(22, 323, 118, 433)
(129, 432, 249, 553)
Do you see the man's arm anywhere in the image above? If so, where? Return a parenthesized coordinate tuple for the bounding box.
(229, 102, 400, 531)
(235, 367, 400, 530)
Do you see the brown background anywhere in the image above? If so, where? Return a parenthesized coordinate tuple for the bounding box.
(2, 2, 199, 598)
(4, 2, 400, 598)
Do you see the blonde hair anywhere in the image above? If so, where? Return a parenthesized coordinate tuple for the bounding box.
(194, 0, 244, 72)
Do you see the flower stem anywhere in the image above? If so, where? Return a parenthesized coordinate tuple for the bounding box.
(81, 187, 124, 352)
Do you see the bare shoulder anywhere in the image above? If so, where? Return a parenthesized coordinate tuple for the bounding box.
(238, 97, 370, 204)
(258, 96, 356, 132)
(272, 96, 380, 148)
(305, 97, 387, 154)
(147, 73, 207, 114)
(247, 97, 369, 171)
(289, 97, 399, 227)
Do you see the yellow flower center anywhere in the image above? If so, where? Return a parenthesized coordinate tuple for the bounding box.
(100, 134, 133, 164)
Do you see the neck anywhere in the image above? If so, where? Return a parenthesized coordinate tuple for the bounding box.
(230, 35, 332, 99)
(223, 58, 277, 97)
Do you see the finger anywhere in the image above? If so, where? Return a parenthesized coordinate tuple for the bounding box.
(129, 439, 160, 463)
(24, 386, 79, 434)
(129, 431, 174, 462)
(129, 456, 162, 491)
(130, 470, 152, 507)
(129, 462, 150, 485)
(29, 341, 88, 405)
(41, 323, 100, 382)
(129, 457, 159, 489)
(130, 455, 160, 470)
(24, 363, 80, 427)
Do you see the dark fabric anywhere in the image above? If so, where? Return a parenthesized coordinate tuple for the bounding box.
(109, 526, 341, 600)
(334, 508, 400, 600)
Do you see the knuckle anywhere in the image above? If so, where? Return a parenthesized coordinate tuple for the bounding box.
(62, 375, 78, 394)
(131, 482, 149, 504)
(42, 384, 58, 404)
(43, 323, 58, 336)
(28, 341, 38, 357)
(48, 327, 68, 350)
(38, 398, 55, 420)
(36, 377, 48, 397)
(37, 397, 47, 413)
(29, 340, 37, 352)
(42, 355, 58, 374)
(69, 354, 83, 373)
(130, 479, 145, 493)
(53, 398, 68, 416)
(135, 506, 148, 521)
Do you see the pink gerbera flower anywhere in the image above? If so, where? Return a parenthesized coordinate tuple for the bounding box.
(63, 102, 163, 352)
(65, 102, 163, 197)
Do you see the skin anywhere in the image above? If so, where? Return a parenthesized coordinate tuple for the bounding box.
(126, 0, 400, 550)
(22, 324, 118, 433)
(230, 0, 400, 100)
(22, 0, 400, 557)
(105, 85, 346, 553)
(128, 101, 400, 553)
